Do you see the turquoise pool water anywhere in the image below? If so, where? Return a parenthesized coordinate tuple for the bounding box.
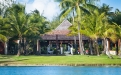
(0, 66, 121, 75)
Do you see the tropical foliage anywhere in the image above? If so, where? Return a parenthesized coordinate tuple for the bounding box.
(0, 2, 51, 55)
(56, 0, 121, 58)
(0, 0, 121, 59)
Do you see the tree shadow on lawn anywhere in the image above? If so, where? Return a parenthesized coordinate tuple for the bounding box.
(0, 59, 29, 64)
(40, 54, 72, 56)
(0, 55, 16, 59)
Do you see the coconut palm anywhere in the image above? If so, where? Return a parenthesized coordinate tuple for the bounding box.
(4, 3, 44, 56)
(109, 9, 121, 56)
(79, 7, 117, 58)
(0, 16, 8, 42)
(56, 0, 99, 55)
(115, 25, 121, 58)
(80, 9, 107, 56)
(5, 3, 50, 55)
(26, 9, 50, 55)
(99, 3, 113, 15)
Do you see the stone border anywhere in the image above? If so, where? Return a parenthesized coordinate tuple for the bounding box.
(0, 64, 121, 67)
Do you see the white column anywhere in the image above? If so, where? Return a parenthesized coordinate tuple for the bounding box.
(70, 47, 73, 55)
(60, 47, 63, 54)
(4, 42, 7, 55)
(37, 39, 40, 52)
(60, 41, 63, 54)
(37, 40, 39, 51)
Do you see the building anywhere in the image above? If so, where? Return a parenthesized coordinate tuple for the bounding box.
(40, 20, 89, 54)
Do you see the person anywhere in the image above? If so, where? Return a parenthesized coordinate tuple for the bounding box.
(68, 43, 73, 55)
(47, 45, 50, 51)
(47, 45, 53, 54)
(77, 48, 80, 54)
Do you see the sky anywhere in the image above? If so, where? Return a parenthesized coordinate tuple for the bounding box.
(15, 0, 121, 21)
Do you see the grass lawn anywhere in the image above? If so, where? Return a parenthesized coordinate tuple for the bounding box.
(0, 55, 121, 66)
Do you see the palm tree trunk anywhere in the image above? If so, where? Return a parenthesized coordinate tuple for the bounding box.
(118, 39, 121, 58)
(36, 39, 40, 55)
(81, 35, 85, 53)
(74, 36, 77, 54)
(93, 40, 96, 55)
(95, 39, 100, 56)
(77, 21, 84, 55)
(17, 39, 21, 56)
(116, 41, 118, 55)
(89, 39, 93, 55)
(4, 42, 8, 55)
(103, 39, 106, 54)
(105, 38, 113, 59)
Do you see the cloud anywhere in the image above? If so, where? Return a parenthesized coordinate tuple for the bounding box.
(19, 0, 60, 20)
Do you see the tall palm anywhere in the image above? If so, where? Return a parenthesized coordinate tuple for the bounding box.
(109, 9, 121, 56)
(80, 9, 107, 56)
(80, 6, 118, 58)
(26, 9, 50, 54)
(115, 25, 121, 57)
(4, 4, 41, 56)
(57, 0, 99, 55)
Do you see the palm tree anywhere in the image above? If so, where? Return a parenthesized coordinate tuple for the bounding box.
(0, 15, 10, 54)
(4, 3, 44, 56)
(115, 25, 121, 58)
(6, 3, 50, 55)
(79, 7, 117, 58)
(109, 9, 121, 56)
(80, 9, 107, 56)
(56, 0, 99, 55)
(99, 3, 113, 16)
(110, 9, 121, 26)
(0, 16, 7, 42)
(0, 0, 14, 54)
(4, 3, 28, 56)
(26, 9, 50, 55)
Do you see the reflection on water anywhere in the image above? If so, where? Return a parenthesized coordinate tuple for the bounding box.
(0, 66, 121, 75)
